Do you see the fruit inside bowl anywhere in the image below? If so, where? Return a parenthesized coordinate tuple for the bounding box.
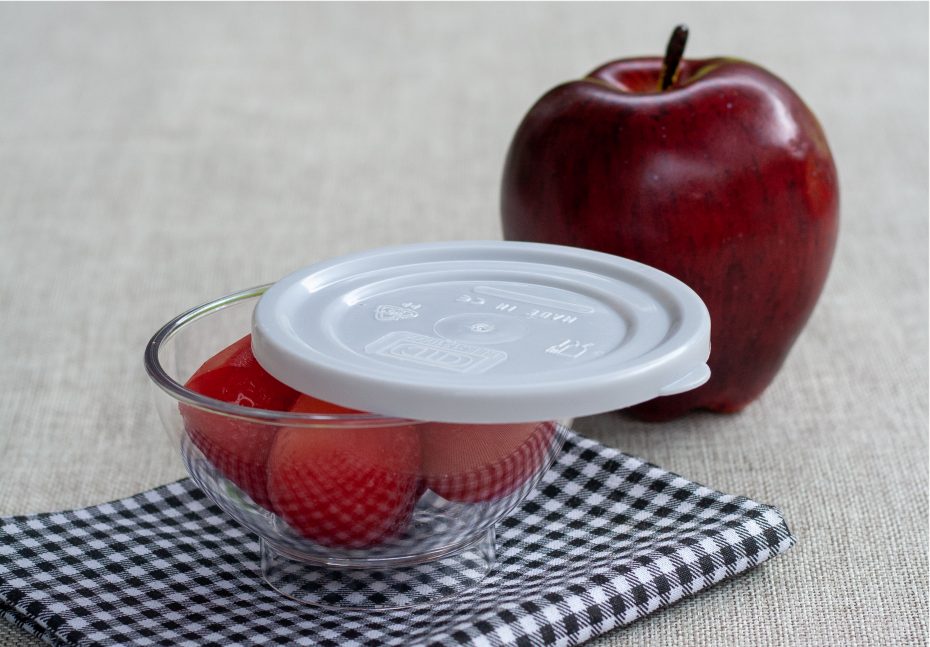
(181, 333, 560, 551)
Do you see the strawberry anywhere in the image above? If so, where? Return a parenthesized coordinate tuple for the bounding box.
(267, 394, 421, 548)
(420, 421, 556, 503)
(181, 334, 301, 510)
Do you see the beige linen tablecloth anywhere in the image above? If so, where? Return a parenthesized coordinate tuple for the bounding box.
(0, 3, 926, 646)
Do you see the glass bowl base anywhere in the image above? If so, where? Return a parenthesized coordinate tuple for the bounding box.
(260, 528, 495, 609)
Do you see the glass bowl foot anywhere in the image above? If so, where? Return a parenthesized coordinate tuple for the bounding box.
(260, 528, 495, 609)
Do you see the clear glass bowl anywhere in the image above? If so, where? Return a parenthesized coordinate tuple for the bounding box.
(144, 285, 568, 609)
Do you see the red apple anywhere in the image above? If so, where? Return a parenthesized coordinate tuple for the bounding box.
(420, 421, 556, 503)
(501, 26, 838, 420)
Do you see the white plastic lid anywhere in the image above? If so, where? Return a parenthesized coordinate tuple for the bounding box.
(252, 241, 710, 423)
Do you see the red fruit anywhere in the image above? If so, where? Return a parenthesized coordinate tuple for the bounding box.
(188, 334, 258, 379)
(501, 27, 838, 420)
(420, 421, 555, 502)
(266, 395, 421, 548)
(182, 334, 301, 509)
(279, 392, 361, 416)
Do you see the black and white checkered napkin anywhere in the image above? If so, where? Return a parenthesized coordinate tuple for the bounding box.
(0, 431, 794, 647)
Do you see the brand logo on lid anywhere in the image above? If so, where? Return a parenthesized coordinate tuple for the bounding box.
(365, 331, 507, 374)
(375, 303, 421, 322)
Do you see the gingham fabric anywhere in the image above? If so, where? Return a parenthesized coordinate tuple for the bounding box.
(0, 431, 795, 647)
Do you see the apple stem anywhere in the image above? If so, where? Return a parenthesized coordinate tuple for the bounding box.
(659, 24, 689, 91)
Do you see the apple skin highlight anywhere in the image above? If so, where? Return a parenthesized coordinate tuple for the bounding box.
(501, 55, 839, 420)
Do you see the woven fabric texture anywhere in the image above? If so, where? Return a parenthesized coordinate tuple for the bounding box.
(0, 3, 926, 646)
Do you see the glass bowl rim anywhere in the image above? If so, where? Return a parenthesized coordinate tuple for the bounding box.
(144, 284, 419, 426)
